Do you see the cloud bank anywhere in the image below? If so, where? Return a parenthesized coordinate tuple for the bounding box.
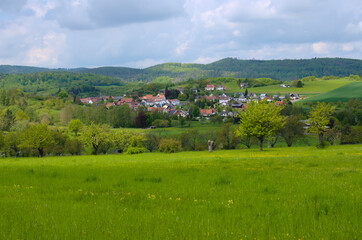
(0, 0, 361, 68)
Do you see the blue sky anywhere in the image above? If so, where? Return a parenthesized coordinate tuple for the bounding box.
(0, 0, 361, 68)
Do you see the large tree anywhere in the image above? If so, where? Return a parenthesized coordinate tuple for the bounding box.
(236, 100, 285, 151)
(307, 102, 335, 148)
(19, 124, 54, 157)
(280, 115, 305, 147)
(81, 123, 114, 155)
(68, 119, 83, 136)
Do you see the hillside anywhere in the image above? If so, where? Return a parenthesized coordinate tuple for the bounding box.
(302, 81, 362, 102)
(0, 58, 361, 81)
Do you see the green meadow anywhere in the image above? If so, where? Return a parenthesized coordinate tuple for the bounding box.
(244, 78, 355, 96)
(0, 145, 361, 239)
(301, 82, 362, 103)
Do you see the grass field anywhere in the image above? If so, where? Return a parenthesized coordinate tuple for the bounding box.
(0, 145, 361, 239)
(243, 78, 355, 96)
(301, 82, 362, 102)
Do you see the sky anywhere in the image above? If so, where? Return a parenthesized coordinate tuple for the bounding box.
(0, 0, 361, 68)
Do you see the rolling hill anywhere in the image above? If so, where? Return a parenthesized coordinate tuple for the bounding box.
(0, 58, 361, 82)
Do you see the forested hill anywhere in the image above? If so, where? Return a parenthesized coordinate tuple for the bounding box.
(0, 58, 361, 81)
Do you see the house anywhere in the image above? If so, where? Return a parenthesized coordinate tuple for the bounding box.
(219, 95, 231, 106)
(233, 93, 247, 102)
(232, 102, 243, 108)
(260, 93, 268, 100)
(106, 102, 116, 109)
(205, 95, 218, 102)
(205, 84, 215, 91)
(289, 93, 300, 100)
(200, 108, 217, 117)
(220, 110, 232, 117)
(275, 101, 286, 106)
(192, 88, 198, 93)
(168, 99, 180, 106)
(172, 109, 189, 118)
(216, 85, 225, 91)
(240, 83, 249, 89)
(80, 97, 93, 104)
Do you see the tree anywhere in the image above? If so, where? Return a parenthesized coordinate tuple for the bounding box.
(296, 80, 303, 88)
(307, 102, 335, 148)
(19, 124, 54, 157)
(81, 123, 114, 155)
(280, 115, 305, 147)
(0, 109, 15, 131)
(58, 91, 69, 99)
(135, 111, 148, 128)
(236, 100, 285, 151)
(68, 119, 83, 136)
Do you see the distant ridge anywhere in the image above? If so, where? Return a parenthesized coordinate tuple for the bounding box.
(0, 58, 361, 81)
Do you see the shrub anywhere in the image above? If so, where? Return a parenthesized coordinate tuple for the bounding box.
(65, 138, 84, 155)
(152, 119, 170, 128)
(341, 126, 362, 144)
(158, 138, 181, 153)
(126, 147, 145, 154)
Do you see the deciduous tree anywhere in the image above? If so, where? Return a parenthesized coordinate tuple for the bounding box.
(236, 100, 285, 151)
(19, 124, 54, 157)
(307, 102, 335, 148)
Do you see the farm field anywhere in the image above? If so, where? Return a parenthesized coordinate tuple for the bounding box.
(301, 81, 362, 102)
(244, 78, 355, 96)
(0, 145, 361, 239)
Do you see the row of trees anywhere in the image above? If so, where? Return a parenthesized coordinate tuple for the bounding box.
(0, 122, 145, 157)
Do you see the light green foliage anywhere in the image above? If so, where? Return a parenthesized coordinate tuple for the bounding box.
(67, 119, 83, 136)
(0, 145, 360, 239)
(18, 124, 54, 157)
(114, 129, 145, 153)
(236, 100, 285, 151)
(80, 123, 114, 155)
(158, 138, 181, 153)
(308, 102, 335, 148)
(14, 110, 29, 121)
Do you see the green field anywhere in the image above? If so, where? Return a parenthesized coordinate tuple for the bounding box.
(301, 82, 362, 102)
(245, 78, 355, 96)
(0, 145, 361, 239)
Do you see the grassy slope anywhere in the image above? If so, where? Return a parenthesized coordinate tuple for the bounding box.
(301, 81, 362, 102)
(0, 145, 361, 239)
(245, 78, 354, 96)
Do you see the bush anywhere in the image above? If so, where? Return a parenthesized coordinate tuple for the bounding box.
(152, 119, 170, 128)
(158, 138, 181, 153)
(65, 138, 84, 155)
(126, 146, 145, 154)
(341, 126, 362, 144)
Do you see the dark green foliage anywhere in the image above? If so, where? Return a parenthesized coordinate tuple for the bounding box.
(142, 133, 159, 152)
(0, 109, 15, 131)
(341, 126, 362, 144)
(279, 115, 305, 147)
(65, 138, 84, 155)
(1, 58, 360, 84)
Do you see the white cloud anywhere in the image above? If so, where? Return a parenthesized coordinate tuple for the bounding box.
(26, 32, 66, 66)
(175, 41, 190, 55)
(312, 42, 329, 54)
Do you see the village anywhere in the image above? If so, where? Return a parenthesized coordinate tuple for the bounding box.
(80, 83, 301, 119)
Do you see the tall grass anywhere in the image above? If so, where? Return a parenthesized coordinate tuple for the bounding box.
(0, 145, 361, 239)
